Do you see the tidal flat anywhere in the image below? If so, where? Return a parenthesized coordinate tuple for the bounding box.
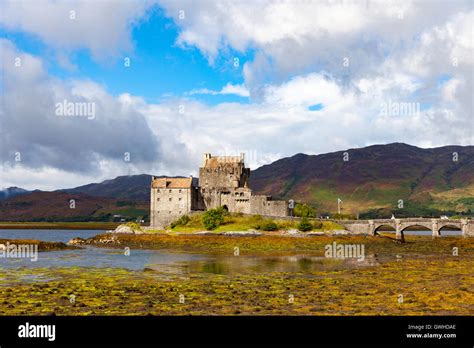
(0, 235, 472, 315)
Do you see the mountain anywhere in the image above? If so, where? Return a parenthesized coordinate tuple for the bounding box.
(1, 143, 472, 221)
(61, 174, 153, 202)
(0, 187, 31, 201)
(0, 191, 148, 222)
(250, 143, 474, 217)
(60, 174, 189, 202)
(0, 175, 184, 222)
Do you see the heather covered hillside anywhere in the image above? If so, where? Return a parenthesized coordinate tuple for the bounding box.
(251, 143, 474, 217)
(1, 143, 473, 221)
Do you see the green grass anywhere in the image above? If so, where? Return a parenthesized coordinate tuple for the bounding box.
(169, 213, 343, 233)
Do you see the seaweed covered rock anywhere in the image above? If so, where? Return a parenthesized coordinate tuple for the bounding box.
(112, 223, 143, 234)
(67, 237, 86, 245)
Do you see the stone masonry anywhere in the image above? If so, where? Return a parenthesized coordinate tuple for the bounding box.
(150, 153, 288, 228)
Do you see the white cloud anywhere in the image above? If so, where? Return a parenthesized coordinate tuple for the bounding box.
(263, 73, 346, 108)
(188, 83, 249, 97)
(0, 39, 160, 188)
(160, 0, 473, 92)
(0, 0, 155, 61)
(1, 1, 473, 191)
(2, 36, 472, 191)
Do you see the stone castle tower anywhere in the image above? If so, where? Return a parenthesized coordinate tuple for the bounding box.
(150, 153, 288, 228)
(198, 153, 251, 211)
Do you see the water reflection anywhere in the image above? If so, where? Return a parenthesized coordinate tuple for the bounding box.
(0, 229, 381, 277)
(159, 254, 381, 276)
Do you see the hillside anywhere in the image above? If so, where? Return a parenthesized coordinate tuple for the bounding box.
(61, 174, 153, 202)
(60, 174, 189, 202)
(0, 187, 31, 201)
(0, 191, 148, 222)
(250, 143, 474, 217)
(1, 143, 472, 221)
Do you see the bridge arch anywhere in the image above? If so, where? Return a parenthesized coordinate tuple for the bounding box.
(335, 218, 473, 238)
(398, 224, 433, 239)
(373, 224, 396, 236)
(400, 223, 432, 232)
(438, 224, 462, 236)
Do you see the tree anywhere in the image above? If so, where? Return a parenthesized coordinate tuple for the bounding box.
(202, 208, 225, 230)
(294, 203, 316, 218)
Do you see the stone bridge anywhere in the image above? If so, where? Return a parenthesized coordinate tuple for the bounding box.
(336, 218, 474, 239)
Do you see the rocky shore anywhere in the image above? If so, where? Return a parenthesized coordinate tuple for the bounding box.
(0, 238, 80, 252)
(66, 231, 473, 257)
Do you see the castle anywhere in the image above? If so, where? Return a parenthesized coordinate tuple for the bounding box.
(150, 153, 289, 228)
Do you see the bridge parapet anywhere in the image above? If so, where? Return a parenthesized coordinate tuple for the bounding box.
(335, 218, 473, 239)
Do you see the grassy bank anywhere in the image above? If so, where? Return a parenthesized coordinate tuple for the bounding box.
(161, 212, 343, 233)
(0, 222, 119, 230)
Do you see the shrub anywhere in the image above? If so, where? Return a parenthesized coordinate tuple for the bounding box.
(216, 206, 230, 216)
(202, 208, 225, 230)
(297, 217, 312, 232)
(293, 203, 316, 218)
(261, 220, 278, 231)
(170, 215, 190, 229)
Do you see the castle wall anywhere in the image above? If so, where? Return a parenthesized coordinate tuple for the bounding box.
(249, 195, 289, 217)
(199, 165, 250, 189)
(150, 187, 192, 229)
(200, 188, 222, 210)
(150, 153, 289, 229)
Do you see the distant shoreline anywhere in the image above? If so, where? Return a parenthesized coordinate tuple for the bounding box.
(0, 222, 121, 230)
(0, 221, 462, 232)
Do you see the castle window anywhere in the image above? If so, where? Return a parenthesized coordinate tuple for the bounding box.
(169, 211, 172, 214)
(169, 189, 172, 193)
(179, 198, 182, 201)
(240, 192, 244, 197)
(179, 189, 182, 193)
(157, 189, 160, 193)
(157, 198, 160, 201)
(179, 211, 182, 214)
(169, 198, 172, 201)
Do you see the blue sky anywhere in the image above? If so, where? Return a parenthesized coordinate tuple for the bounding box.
(0, 0, 472, 190)
(0, 6, 249, 104)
